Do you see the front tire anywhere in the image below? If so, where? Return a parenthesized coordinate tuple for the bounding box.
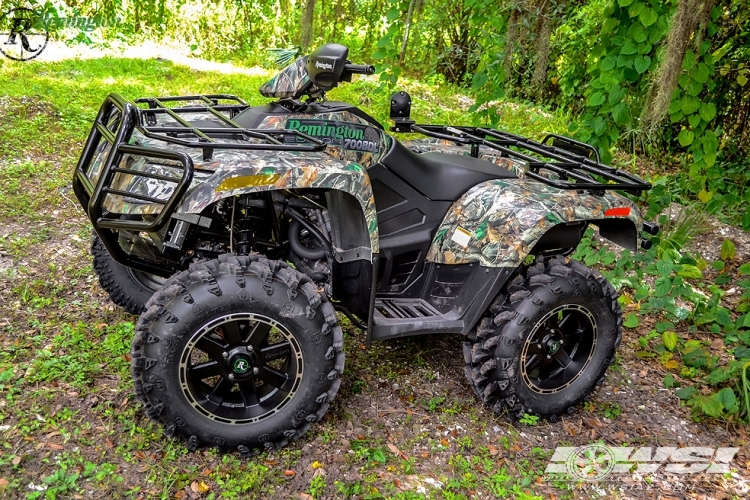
(131, 254, 344, 454)
(464, 256, 622, 420)
(91, 235, 166, 314)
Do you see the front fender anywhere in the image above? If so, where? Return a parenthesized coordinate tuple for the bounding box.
(177, 153, 379, 253)
(426, 179, 643, 267)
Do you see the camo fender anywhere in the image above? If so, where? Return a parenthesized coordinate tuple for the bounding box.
(177, 154, 379, 254)
(426, 178, 642, 267)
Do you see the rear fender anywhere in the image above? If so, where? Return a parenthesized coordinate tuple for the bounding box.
(176, 156, 379, 254)
(426, 179, 642, 267)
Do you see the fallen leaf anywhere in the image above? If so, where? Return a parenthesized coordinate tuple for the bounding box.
(420, 452, 429, 458)
(663, 360, 679, 370)
(174, 490, 185, 499)
(299, 494, 314, 500)
(312, 460, 323, 469)
(284, 470, 296, 477)
(356, 434, 366, 440)
(0, 478, 7, 488)
(488, 445, 499, 456)
(197, 482, 210, 494)
(512, 445, 522, 452)
(135, 451, 146, 460)
(393, 478, 402, 489)
(440, 439, 450, 447)
(106, 437, 114, 449)
(45, 431, 61, 439)
(535, 476, 543, 484)
(387, 443, 400, 456)
(11, 456, 21, 465)
(48, 443, 64, 450)
(202, 468, 212, 476)
(613, 387, 619, 393)
(583, 417, 606, 429)
(563, 421, 576, 436)
(263, 460, 278, 466)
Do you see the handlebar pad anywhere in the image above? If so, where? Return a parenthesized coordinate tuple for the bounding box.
(344, 64, 375, 75)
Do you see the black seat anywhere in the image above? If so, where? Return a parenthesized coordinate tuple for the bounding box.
(380, 140, 516, 201)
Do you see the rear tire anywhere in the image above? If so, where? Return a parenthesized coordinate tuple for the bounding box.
(464, 256, 622, 420)
(131, 254, 344, 454)
(91, 235, 165, 314)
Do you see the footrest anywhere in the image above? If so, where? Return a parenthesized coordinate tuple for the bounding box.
(374, 298, 441, 320)
(371, 298, 463, 340)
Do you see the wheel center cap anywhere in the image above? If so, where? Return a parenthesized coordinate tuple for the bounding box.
(547, 339, 561, 354)
(232, 356, 251, 374)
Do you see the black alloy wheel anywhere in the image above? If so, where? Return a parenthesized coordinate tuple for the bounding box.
(520, 304, 597, 394)
(180, 312, 304, 424)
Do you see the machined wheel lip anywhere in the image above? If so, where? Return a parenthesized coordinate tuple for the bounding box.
(178, 312, 304, 425)
(520, 304, 597, 394)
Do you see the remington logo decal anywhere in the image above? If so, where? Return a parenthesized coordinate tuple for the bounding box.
(286, 119, 379, 152)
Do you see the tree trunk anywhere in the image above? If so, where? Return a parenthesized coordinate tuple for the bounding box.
(399, 0, 417, 64)
(504, 6, 522, 78)
(531, 3, 553, 91)
(642, 0, 706, 131)
(300, 0, 316, 51)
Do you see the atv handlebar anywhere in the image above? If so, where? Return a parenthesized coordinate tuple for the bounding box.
(344, 64, 375, 75)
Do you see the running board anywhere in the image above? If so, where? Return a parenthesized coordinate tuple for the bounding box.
(371, 298, 464, 340)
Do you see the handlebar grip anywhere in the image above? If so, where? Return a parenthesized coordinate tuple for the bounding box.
(344, 64, 375, 75)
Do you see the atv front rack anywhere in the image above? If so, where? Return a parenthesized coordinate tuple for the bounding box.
(395, 124, 651, 194)
(73, 93, 327, 235)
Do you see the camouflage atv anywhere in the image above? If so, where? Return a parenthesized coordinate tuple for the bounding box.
(73, 43, 659, 454)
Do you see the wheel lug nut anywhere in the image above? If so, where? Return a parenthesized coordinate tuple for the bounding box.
(253, 367, 260, 375)
(546, 355, 551, 359)
(222, 352, 229, 358)
(228, 373, 235, 381)
(537, 344, 542, 349)
(246, 345, 253, 352)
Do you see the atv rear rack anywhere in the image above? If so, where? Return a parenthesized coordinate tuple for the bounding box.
(73, 93, 327, 233)
(396, 124, 651, 194)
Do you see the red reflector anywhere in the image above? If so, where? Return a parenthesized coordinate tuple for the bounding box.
(604, 207, 632, 217)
